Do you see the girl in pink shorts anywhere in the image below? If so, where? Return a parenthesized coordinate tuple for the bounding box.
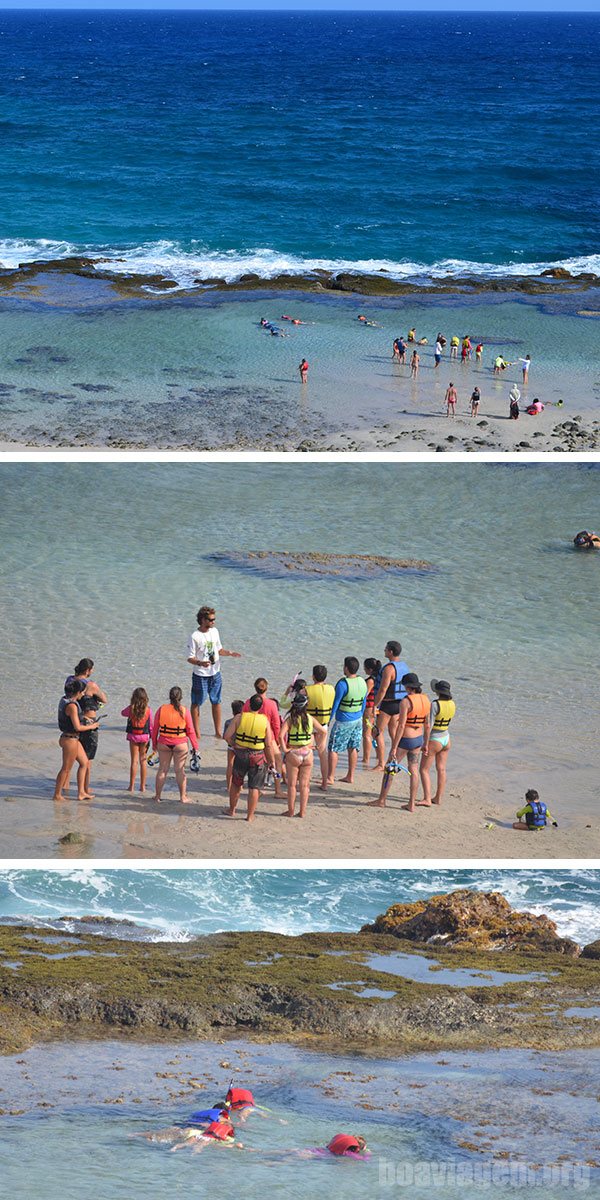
(121, 687, 153, 793)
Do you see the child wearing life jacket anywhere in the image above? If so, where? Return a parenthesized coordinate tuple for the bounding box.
(225, 1086, 256, 1122)
(513, 789, 558, 831)
(170, 1111, 240, 1152)
(291, 1134, 370, 1160)
(121, 687, 153, 793)
(223, 700, 244, 790)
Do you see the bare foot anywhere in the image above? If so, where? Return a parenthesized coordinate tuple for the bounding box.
(339, 775, 354, 784)
(246, 814, 256, 823)
(77, 792, 93, 801)
(319, 782, 328, 792)
(52, 793, 65, 802)
(367, 800, 386, 808)
(153, 796, 161, 803)
(126, 787, 135, 794)
(432, 798, 441, 805)
(326, 777, 335, 786)
(180, 797, 191, 804)
(369, 765, 384, 773)
(416, 801, 432, 807)
(139, 787, 146, 794)
(296, 812, 306, 819)
(401, 804, 415, 812)
(280, 810, 294, 817)
(222, 809, 236, 817)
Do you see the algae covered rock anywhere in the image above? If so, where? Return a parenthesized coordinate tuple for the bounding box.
(361, 890, 580, 956)
(581, 940, 600, 960)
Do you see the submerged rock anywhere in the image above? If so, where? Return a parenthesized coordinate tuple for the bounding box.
(361, 890, 580, 957)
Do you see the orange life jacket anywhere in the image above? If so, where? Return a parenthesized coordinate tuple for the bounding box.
(328, 1133, 361, 1156)
(157, 703, 187, 738)
(126, 706, 150, 737)
(404, 693, 431, 728)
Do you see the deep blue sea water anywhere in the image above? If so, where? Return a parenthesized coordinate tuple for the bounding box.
(0, 11, 598, 284)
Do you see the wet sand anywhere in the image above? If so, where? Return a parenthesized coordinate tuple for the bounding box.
(0, 733, 594, 860)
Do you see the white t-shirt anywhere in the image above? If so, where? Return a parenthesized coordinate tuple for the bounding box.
(187, 627, 223, 677)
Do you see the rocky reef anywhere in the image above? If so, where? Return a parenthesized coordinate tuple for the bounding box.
(361, 889, 580, 956)
(2, 256, 600, 300)
(0, 897, 599, 1057)
(209, 550, 434, 579)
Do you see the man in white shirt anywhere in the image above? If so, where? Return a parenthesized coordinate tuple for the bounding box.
(187, 605, 241, 739)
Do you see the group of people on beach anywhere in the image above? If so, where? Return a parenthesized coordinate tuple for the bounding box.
(52, 608, 456, 821)
(142, 1083, 370, 1160)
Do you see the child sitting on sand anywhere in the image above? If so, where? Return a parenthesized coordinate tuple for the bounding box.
(513, 789, 558, 831)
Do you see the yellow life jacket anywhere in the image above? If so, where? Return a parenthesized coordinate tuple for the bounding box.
(305, 683, 335, 724)
(405, 693, 431, 728)
(235, 711, 268, 749)
(158, 704, 187, 738)
(432, 698, 455, 733)
(287, 713, 314, 747)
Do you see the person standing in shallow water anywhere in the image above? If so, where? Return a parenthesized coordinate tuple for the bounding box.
(299, 359, 308, 383)
(187, 605, 241, 740)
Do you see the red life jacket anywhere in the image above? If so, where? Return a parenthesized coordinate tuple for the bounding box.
(204, 1119, 235, 1140)
(226, 1087, 254, 1110)
(327, 1133, 361, 1156)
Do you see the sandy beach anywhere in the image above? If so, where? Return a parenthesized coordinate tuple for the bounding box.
(0, 731, 594, 860)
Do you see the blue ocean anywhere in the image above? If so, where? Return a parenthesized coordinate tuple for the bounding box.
(1, 10, 599, 284)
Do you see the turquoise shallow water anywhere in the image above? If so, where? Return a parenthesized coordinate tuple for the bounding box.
(0, 461, 597, 811)
(1, 285, 599, 445)
(0, 1040, 598, 1199)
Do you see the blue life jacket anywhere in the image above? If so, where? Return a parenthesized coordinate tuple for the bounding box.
(189, 1106, 227, 1125)
(375, 659, 410, 703)
(526, 800, 547, 829)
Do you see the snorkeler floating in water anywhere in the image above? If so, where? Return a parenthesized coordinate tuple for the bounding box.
(357, 314, 382, 328)
(573, 529, 600, 549)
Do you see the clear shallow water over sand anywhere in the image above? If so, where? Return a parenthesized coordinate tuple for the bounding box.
(2, 868, 600, 946)
(0, 461, 597, 817)
(0, 1040, 598, 1198)
(0, 285, 599, 447)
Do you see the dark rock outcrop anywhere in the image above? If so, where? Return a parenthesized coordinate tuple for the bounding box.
(361, 890, 580, 957)
(582, 940, 600, 960)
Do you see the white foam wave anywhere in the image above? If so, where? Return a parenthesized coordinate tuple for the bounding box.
(1, 238, 599, 289)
